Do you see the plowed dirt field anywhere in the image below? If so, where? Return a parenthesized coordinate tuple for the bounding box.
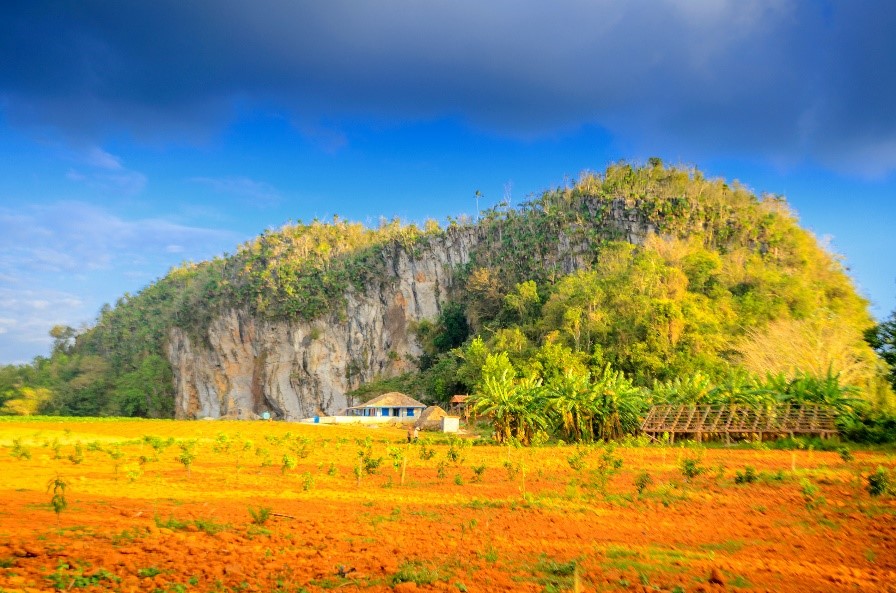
(0, 419, 894, 593)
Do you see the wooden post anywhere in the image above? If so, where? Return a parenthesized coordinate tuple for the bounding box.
(401, 450, 408, 486)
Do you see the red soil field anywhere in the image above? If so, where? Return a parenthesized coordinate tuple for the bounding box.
(0, 419, 894, 592)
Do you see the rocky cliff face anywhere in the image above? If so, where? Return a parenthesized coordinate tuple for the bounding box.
(166, 200, 657, 419)
(167, 228, 479, 419)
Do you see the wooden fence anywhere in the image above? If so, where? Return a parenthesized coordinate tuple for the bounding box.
(640, 404, 838, 442)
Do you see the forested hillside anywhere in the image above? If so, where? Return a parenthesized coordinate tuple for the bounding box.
(1, 162, 893, 439)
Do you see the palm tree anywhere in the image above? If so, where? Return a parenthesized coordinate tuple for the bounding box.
(472, 369, 546, 445)
(590, 365, 645, 440)
(545, 369, 595, 442)
(651, 372, 717, 406)
(768, 368, 862, 420)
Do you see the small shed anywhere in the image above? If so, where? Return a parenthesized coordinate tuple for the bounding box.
(346, 392, 426, 421)
(441, 416, 460, 433)
(449, 395, 472, 420)
(415, 405, 448, 430)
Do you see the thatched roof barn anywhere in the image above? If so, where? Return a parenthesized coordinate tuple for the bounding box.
(415, 405, 449, 430)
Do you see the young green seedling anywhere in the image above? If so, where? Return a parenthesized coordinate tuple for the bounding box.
(47, 475, 68, 527)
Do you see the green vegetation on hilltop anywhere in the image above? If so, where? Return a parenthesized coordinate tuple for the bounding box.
(1, 161, 894, 439)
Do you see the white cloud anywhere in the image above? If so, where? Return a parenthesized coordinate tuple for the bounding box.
(84, 146, 123, 170)
(0, 287, 87, 363)
(0, 201, 236, 275)
(0, 201, 242, 363)
(66, 146, 147, 196)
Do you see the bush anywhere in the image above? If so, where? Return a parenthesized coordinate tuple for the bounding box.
(680, 457, 703, 480)
(867, 467, 894, 497)
(391, 561, 442, 586)
(634, 471, 652, 495)
(841, 409, 896, 444)
(836, 446, 853, 463)
(248, 506, 272, 525)
(734, 466, 757, 484)
(10, 438, 31, 460)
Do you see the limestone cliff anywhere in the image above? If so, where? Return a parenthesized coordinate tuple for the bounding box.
(166, 199, 657, 419)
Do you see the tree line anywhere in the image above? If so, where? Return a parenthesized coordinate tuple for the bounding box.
(1, 161, 894, 443)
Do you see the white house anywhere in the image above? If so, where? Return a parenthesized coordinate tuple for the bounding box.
(345, 392, 427, 421)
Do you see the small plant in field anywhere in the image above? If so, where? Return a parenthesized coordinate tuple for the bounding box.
(567, 448, 588, 472)
(292, 436, 312, 459)
(634, 471, 652, 495)
(10, 438, 31, 460)
(435, 460, 448, 480)
(503, 460, 520, 481)
(86, 440, 103, 452)
(837, 446, 854, 463)
(213, 432, 231, 454)
(176, 441, 197, 477)
(446, 436, 468, 464)
(46, 561, 119, 590)
(680, 457, 703, 481)
(480, 545, 499, 563)
(354, 438, 383, 485)
(534, 557, 580, 592)
(734, 466, 758, 485)
(387, 446, 405, 472)
(193, 518, 228, 535)
(137, 566, 163, 578)
(361, 452, 382, 475)
(248, 506, 272, 525)
(714, 462, 726, 482)
(301, 472, 314, 491)
(471, 465, 486, 482)
(591, 444, 623, 494)
(154, 515, 189, 530)
(327, 462, 338, 476)
(47, 475, 68, 526)
(460, 518, 477, 540)
(106, 444, 124, 475)
(454, 474, 464, 486)
(125, 465, 142, 483)
(234, 439, 253, 476)
(68, 442, 84, 465)
(143, 435, 174, 460)
(867, 467, 893, 497)
(799, 478, 825, 510)
(391, 560, 443, 586)
(50, 438, 63, 459)
(418, 439, 436, 460)
(255, 446, 273, 468)
(281, 453, 297, 475)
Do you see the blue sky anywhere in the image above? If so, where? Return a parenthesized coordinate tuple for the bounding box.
(1, 1, 895, 364)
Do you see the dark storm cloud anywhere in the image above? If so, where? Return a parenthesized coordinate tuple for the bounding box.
(2, 0, 894, 173)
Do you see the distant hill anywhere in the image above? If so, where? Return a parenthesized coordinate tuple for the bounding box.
(1, 161, 890, 421)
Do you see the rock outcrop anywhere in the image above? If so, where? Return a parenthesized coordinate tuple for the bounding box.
(166, 200, 657, 419)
